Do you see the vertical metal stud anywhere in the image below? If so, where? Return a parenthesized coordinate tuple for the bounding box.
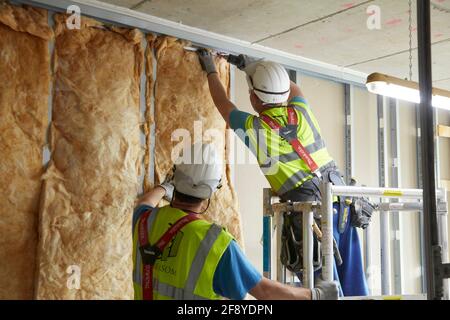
(389, 98, 403, 294)
(344, 84, 353, 185)
(416, 104, 427, 293)
(378, 95, 391, 295)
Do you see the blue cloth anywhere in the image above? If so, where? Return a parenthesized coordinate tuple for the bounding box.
(229, 96, 310, 132)
(132, 204, 154, 235)
(229, 108, 251, 132)
(332, 202, 369, 297)
(213, 240, 262, 300)
(289, 96, 309, 105)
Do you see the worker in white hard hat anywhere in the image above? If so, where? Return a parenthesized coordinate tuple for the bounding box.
(132, 142, 338, 300)
(197, 50, 373, 297)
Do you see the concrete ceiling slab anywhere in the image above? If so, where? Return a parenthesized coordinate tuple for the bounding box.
(350, 40, 450, 89)
(102, 0, 371, 42)
(96, 0, 450, 89)
(259, 0, 450, 66)
(99, 0, 143, 8)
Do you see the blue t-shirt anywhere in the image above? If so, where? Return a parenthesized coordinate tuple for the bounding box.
(133, 205, 262, 300)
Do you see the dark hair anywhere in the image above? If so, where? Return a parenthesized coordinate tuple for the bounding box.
(173, 190, 204, 205)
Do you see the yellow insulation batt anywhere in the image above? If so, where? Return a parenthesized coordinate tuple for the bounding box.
(149, 36, 243, 245)
(35, 14, 143, 299)
(0, 2, 51, 300)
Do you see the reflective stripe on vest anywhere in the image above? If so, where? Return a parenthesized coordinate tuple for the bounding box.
(252, 112, 326, 166)
(152, 278, 208, 300)
(260, 107, 321, 175)
(249, 103, 334, 195)
(134, 211, 224, 300)
(138, 209, 199, 300)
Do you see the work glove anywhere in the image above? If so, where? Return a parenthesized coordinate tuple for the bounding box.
(197, 49, 218, 75)
(311, 278, 339, 300)
(227, 54, 263, 76)
(350, 197, 376, 229)
(158, 171, 175, 203)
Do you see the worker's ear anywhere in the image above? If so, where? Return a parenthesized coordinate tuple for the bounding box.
(250, 90, 261, 107)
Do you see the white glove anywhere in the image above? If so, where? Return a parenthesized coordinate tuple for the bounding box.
(311, 278, 339, 300)
(158, 172, 175, 202)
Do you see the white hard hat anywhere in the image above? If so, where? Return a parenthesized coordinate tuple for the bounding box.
(247, 61, 291, 104)
(173, 143, 222, 200)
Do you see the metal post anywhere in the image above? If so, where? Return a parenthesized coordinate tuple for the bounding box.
(378, 95, 386, 189)
(344, 84, 353, 185)
(263, 215, 271, 279)
(321, 182, 334, 282)
(263, 189, 272, 279)
(417, 0, 442, 300)
(438, 191, 449, 299)
(303, 210, 314, 289)
(380, 209, 391, 295)
(365, 225, 373, 293)
(276, 210, 285, 284)
(377, 95, 388, 294)
(416, 103, 427, 293)
(389, 98, 402, 294)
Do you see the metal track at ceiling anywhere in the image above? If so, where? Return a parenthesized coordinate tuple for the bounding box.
(13, 0, 368, 87)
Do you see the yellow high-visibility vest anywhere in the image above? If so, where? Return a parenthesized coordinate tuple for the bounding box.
(245, 98, 335, 196)
(132, 206, 234, 300)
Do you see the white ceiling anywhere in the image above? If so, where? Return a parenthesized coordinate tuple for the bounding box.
(99, 0, 450, 89)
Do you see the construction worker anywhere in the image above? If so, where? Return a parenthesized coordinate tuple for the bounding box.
(197, 50, 371, 297)
(132, 143, 339, 300)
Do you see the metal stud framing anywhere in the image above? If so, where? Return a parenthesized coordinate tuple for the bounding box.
(378, 95, 391, 295)
(389, 97, 403, 294)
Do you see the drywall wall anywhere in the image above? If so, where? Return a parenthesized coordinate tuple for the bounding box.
(397, 100, 422, 294)
(352, 86, 381, 294)
(0, 3, 51, 299)
(232, 68, 269, 273)
(299, 75, 346, 170)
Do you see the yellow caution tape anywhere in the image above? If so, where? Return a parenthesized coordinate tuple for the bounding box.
(383, 190, 403, 197)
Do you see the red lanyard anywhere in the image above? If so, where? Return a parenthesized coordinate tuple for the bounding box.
(259, 107, 321, 175)
(138, 210, 199, 300)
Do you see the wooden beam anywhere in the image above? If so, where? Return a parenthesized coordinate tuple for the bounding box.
(438, 125, 450, 138)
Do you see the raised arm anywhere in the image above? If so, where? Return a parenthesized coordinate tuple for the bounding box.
(197, 49, 236, 124)
(206, 73, 236, 123)
(288, 80, 305, 101)
(137, 176, 174, 207)
(137, 186, 166, 207)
